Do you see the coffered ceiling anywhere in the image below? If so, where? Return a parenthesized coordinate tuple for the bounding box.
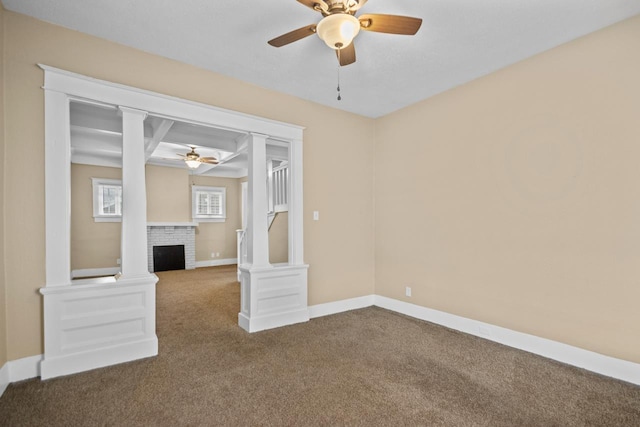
(69, 100, 288, 177)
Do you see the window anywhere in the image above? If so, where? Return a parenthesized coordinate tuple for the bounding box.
(192, 186, 226, 222)
(92, 178, 122, 222)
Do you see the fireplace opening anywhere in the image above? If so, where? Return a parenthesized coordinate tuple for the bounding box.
(153, 245, 185, 272)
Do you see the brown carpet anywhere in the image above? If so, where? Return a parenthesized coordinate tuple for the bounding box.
(1, 265, 639, 426)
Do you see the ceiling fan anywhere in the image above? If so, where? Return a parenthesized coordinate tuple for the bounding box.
(268, 0, 422, 66)
(177, 147, 219, 170)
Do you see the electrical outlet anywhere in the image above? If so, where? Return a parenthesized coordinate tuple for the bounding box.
(405, 286, 412, 297)
(216, 252, 220, 257)
(116, 258, 121, 265)
(313, 211, 320, 221)
(211, 252, 215, 258)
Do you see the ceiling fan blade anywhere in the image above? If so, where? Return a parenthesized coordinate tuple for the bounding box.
(336, 42, 356, 66)
(358, 14, 422, 35)
(268, 24, 317, 47)
(200, 158, 219, 165)
(176, 153, 186, 158)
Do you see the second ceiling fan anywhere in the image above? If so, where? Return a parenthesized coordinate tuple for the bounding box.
(178, 146, 219, 170)
(268, 0, 422, 66)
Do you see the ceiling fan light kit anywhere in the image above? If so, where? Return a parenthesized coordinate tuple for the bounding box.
(316, 14, 360, 49)
(185, 159, 201, 169)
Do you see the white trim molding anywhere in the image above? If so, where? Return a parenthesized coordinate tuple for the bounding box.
(195, 258, 238, 268)
(0, 361, 8, 397)
(0, 354, 43, 398)
(71, 267, 120, 279)
(308, 294, 640, 386)
(308, 295, 375, 319)
(39, 65, 305, 141)
(373, 296, 640, 386)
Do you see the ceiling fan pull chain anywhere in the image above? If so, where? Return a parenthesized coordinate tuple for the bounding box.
(337, 50, 342, 101)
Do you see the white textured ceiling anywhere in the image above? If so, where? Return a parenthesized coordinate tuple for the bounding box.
(4, 0, 640, 118)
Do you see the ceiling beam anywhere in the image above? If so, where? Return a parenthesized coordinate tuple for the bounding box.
(190, 135, 248, 176)
(145, 118, 174, 160)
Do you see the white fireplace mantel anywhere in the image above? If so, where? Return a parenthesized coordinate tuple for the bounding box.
(147, 222, 198, 227)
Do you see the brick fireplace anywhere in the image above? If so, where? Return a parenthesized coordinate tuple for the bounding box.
(147, 222, 197, 272)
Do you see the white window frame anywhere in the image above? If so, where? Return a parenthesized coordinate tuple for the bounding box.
(192, 185, 226, 222)
(92, 178, 123, 222)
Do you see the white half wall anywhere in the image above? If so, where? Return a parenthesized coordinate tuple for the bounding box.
(39, 275, 158, 379)
(238, 264, 309, 333)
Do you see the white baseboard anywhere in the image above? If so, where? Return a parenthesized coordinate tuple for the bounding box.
(0, 361, 8, 397)
(0, 354, 43, 398)
(40, 338, 157, 380)
(195, 258, 237, 268)
(71, 267, 119, 279)
(239, 308, 309, 333)
(374, 295, 640, 386)
(309, 295, 375, 319)
(308, 293, 640, 385)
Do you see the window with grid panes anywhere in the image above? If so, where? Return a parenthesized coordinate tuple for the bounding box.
(92, 178, 122, 222)
(192, 186, 226, 222)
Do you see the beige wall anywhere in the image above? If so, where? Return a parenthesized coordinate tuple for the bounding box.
(3, 11, 375, 359)
(70, 164, 122, 271)
(16, 8, 636, 368)
(190, 175, 242, 262)
(71, 164, 243, 271)
(375, 15, 640, 363)
(269, 212, 289, 264)
(0, 2, 8, 368)
(146, 165, 190, 222)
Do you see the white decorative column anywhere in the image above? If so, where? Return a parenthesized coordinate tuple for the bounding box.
(39, 92, 158, 379)
(246, 133, 271, 268)
(119, 107, 152, 279)
(288, 138, 305, 266)
(238, 134, 309, 333)
(44, 90, 72, 287)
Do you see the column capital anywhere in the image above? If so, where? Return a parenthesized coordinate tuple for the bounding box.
(118, 106, 148, 119)
(249, 132, 269, 141)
